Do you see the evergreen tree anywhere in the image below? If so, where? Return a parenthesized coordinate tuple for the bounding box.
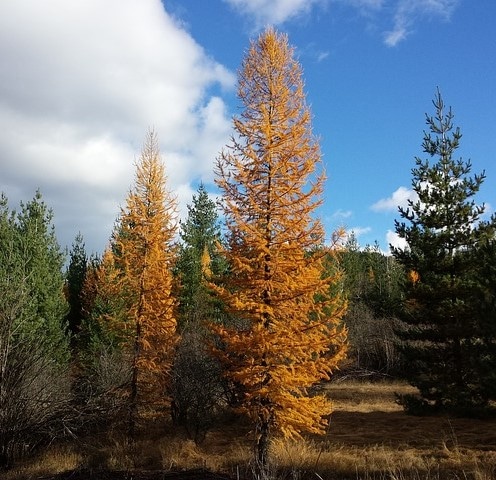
(392, 90, 496, 412)
(340, 237, 404, 373)
(176, 184, 224, 329)
(15, 190, 69, 363)
(171, 185, 226, 439)
(66, 232, 88, 341)
(0, 192, 71, 468)
(212, 28, 347, 468)
(471, 239, 496, 403)
(75, 249, 131, 413)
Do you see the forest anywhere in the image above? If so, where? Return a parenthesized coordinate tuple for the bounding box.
(1, 28, 495, 480)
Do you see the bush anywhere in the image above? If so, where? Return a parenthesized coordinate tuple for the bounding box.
(0, 338, 73, 469)
(170, 328, 225, 443)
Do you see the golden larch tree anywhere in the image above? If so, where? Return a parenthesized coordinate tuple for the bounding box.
(213, 28, 347, 466)
(113, 130, 178, 437)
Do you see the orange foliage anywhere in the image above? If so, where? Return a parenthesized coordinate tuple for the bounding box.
(113, 130, 178, 414)
(212, 28, 347, 463)
(408, 269, 420, 285)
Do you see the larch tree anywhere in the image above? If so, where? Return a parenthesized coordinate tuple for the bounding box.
(212, 28, 347, 467)
(112, 130, 178, 437)
(392, 90, 496, 412)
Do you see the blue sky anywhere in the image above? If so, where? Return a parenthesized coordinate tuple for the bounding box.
(1, 0, 495, 254)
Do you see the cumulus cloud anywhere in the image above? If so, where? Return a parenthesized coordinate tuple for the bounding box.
(386, 229, 408, 251)
(371, 186, 417, 212)
(224, 0, 326, 28)
(0, 0, 235, 254)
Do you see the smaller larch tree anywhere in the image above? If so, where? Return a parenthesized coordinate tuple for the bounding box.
(111, 130, 178, 438)
(392, 89, 496, 413)
(212, 28, 347, 468)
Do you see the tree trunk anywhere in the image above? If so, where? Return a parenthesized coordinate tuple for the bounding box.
(256, 417, 270, 472)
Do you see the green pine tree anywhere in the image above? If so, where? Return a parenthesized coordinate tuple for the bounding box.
(171, 184, 226, 437)
(0, 191, 71, 468)
(66, 232, 88, 342)
(392, 90, 496, 412)
(340, 236, 403, 373)
(176, 183, 225, 329)
(15, 190, 70, 363)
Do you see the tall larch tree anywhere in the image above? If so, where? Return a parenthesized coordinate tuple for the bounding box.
(212, 28, 347, 467)
(112, 130, 178, 438)
(392, 90, 496, 413)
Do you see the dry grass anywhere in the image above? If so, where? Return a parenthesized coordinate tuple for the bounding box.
(6, 380, 496, 479)
(325, 379, 417, 413)
(3, 444, 83, 479)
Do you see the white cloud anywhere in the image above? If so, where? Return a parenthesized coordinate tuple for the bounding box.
(371, 186, 417, 212)
(338, 0, 460, 46)
(0, 0, 235, 254)
(386, 229, 408, 251)
(332, 209, 353, 220)
(224, 0, 326, 28)
(384, 0, 459, 47)
(348, 226, 372, 238)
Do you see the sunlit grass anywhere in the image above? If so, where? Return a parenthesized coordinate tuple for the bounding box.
(7, 380, 496, 479)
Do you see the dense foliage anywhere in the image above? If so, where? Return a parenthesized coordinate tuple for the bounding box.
(0, 192, 71, 468)
(392, 90, 496, 413)
(212, 28, 348, 467)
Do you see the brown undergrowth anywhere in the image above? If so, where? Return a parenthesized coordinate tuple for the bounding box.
(6, 381, 496, 479)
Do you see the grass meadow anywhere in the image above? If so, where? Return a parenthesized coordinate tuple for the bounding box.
(6, 380, 496, 479)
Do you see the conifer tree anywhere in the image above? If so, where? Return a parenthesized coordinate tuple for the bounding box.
(0, 192, 71, 467)
(15, 191, 69, 363)
(171, 185, 226, 438)
(79, 249, 129, 356)
(392, 90, 496, 412)
(339, 238, 404, 374)
(212, 28, 347, 467)
(66, 232, 88, 341)
(113, 130, 178, 437)
(176, 184, 224, 329)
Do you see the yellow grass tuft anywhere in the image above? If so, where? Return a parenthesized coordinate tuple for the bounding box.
(4, 445, 83, 479)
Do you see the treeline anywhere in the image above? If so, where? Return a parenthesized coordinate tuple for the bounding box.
(1, 28, 496, 473)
